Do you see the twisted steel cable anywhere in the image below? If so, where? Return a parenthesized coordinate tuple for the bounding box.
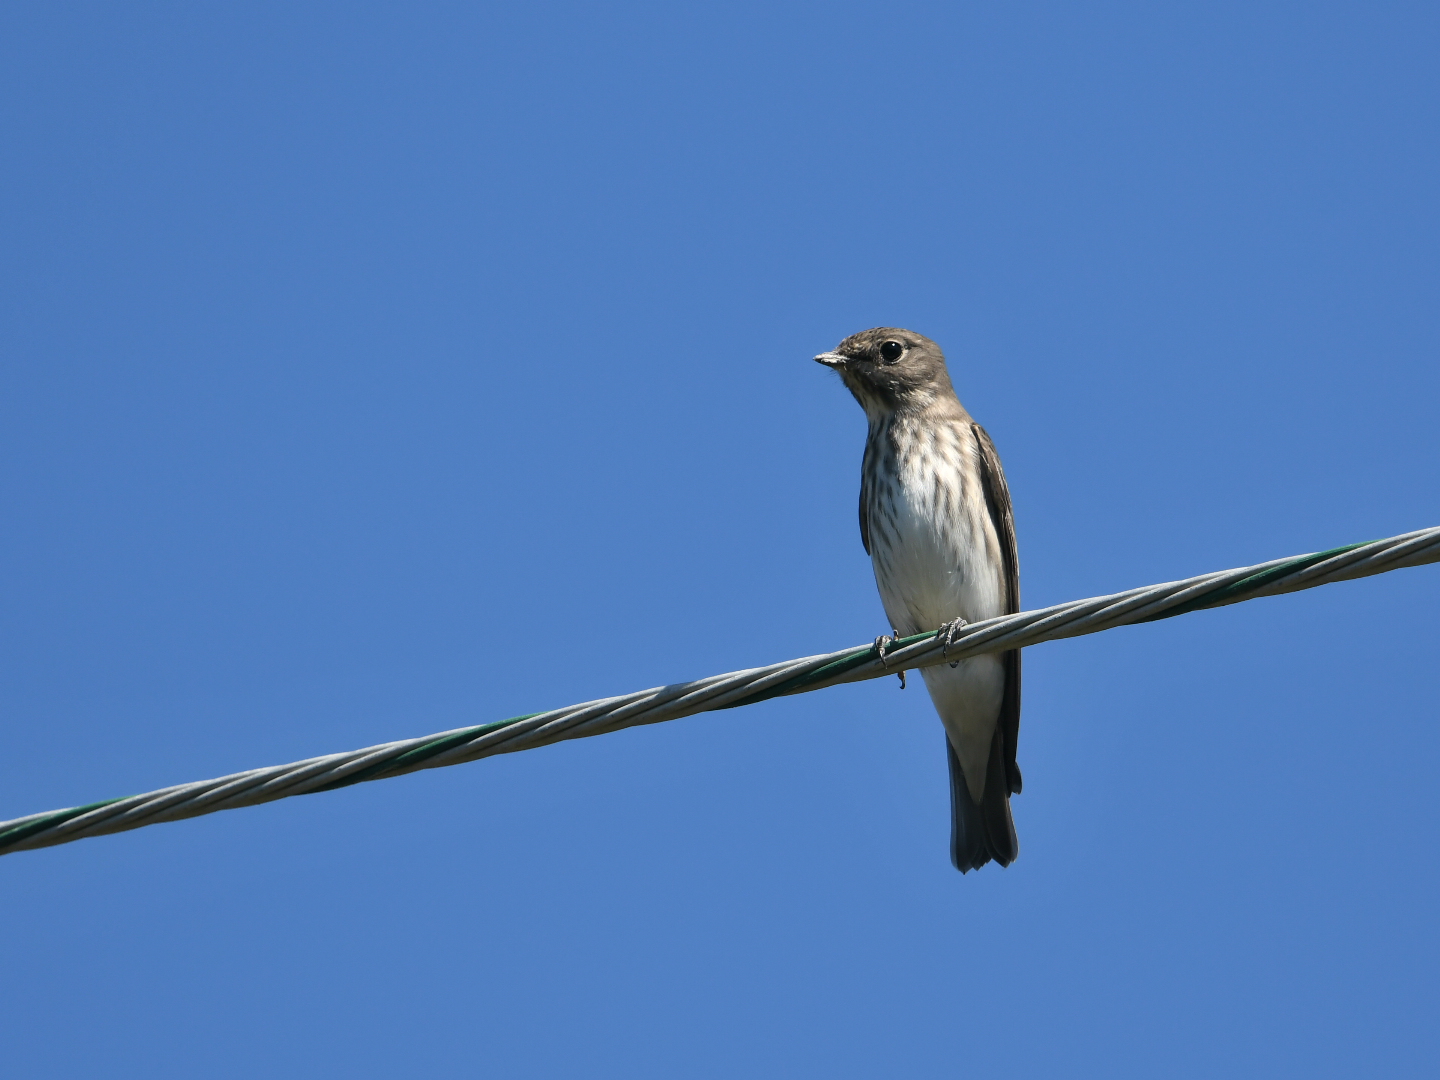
(3, 525, 1438, 858)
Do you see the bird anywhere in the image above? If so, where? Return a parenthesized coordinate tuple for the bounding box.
(814, 328, 1022, 872)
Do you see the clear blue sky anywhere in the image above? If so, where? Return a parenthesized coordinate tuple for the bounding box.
(3, 3, 1438, 1076)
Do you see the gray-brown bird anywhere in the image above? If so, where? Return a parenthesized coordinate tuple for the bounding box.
(815, 328, 1021, 872)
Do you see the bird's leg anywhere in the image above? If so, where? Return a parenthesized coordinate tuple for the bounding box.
(938, 617, 969, 668)
(873, 631, 896, 664)
(874, 630, 907, 689)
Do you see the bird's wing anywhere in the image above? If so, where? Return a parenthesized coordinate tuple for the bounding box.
(973, 423, 1023, 795)
(858, 486, 871, 555)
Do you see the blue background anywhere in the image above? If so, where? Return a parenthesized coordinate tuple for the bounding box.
(3, 3, 1438, 1076)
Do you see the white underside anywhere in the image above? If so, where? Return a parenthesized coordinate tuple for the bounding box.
(871, 439, 1007, 802)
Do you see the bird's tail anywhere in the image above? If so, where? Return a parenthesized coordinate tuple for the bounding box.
(947, 728, 1019, 872)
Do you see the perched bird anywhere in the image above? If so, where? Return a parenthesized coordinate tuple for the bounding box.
(814, 328, 1022, 872)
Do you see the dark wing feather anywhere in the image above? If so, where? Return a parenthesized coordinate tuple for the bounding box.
(858, 426, 889, 557)
(973, 423, 1023, 795)
(859, 487, 871, 555)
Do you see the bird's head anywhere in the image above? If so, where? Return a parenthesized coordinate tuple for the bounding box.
(813, 327, 955, 419)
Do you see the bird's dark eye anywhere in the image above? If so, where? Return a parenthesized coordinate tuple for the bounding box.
(880, 340, 904, 363)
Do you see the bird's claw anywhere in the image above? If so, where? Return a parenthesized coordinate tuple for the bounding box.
(938, 617, 969, 668)
(873, 632, 896, 665)
(874, 631, 906, 689)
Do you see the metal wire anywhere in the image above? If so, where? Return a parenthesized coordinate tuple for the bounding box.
(3, 525, 1437, 858)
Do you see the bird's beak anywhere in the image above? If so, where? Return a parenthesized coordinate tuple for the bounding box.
(813, 351, 848, 369)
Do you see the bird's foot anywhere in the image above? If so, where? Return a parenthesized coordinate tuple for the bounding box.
(873, 631, 897, 664)
(874, 631, 907, 689)
(938, 618, 969, 668)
